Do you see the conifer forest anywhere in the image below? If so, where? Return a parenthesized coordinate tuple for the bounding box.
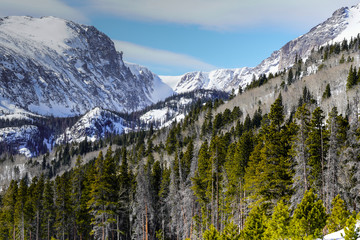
(3, 23, 360, 240)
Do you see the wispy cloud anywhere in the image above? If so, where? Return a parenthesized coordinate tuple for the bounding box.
(0, 0, 87, 23)
(113, 40, 217, 74)
(88, 0, 360, 30)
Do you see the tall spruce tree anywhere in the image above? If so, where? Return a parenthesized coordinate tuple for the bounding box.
(88, 147, 118, 239)
(327, 195, 350, 233)
(290, 189, 327, 240)
(0, 180, 18, 239)
(245, 94, 294, 204)
(306, 107, 328, 200)
(14, 178, 28, 240)
(291, 104, 311, 209)
(324, 107, 342, 211)
(264, 200, 290, 240)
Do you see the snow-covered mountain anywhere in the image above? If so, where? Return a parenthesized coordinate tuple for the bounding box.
(56, 107, 129, 144)
(0, 16, 173, 117)
(163, 3, 360, 93)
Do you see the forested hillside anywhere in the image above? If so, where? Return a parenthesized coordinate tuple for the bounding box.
(2, 31, 360, 240)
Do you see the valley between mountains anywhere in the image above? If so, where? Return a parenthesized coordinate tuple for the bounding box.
(2, 3, 360, 240)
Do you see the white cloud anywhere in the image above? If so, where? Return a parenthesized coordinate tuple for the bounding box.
(0, 0, 87, 23)
(113, 40, 217, 74)
(88, 0, 360, 30)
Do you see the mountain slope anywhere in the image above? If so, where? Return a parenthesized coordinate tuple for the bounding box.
(164, 3, 360, 93)
(0, 16, 172, 117)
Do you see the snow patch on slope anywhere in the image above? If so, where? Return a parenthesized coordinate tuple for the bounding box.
(56, 107, 129, 143)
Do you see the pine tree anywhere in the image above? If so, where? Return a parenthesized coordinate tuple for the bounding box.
(54, 174, 72, 240)
(245, 94, 294, 204)
(264, 200, 290, 240)
(0, 180, 18, 239)
(290, 189, 327, 240)
(287, 69, 294, 85)
(14, 178, 28, 240)
(202, 225, 220, 240)
(192, 140, 211, 230)
(118, 147, 132, 239)
(327, 195, 350, 233)
(341, 214, 359, 240)
(71, 156, 91, 239)
(291, 104, 311, 209)
(225, 130, 254, 229)
(322, 83, 331, 99)
(31, 174, 45, 240)
(307, 107, 328, 199)
(88, 147, 118, 239)
(181, 139, 194, 182)
(347, 65, 357, 89)
(241, 205, 267, 240)
(42, 179, 55, 240)
(324, 107, 342, 211)
(220, 221, 241, 240)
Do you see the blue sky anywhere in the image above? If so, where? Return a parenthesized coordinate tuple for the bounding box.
(1, 0, 360, 75)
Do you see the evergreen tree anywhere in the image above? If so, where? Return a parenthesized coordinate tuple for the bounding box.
(88, 148, 118, 239)
(42, 179, 55, 240)
(324, 107, 342, 210)
(220, 222, 241, 240)
(225, 130, 254, 229)
(322, 83, 331, 99)
(287, 69, 294, 85)
(202, 225, 220, 240)
(54, 174, 72, 240)
(118, 147, 132, 239)
(290, 189, 327, 240)
(14, 178, 28, 240)
(71, 156, 91, 239)
(291, 104, 311, 209)
(307, 107, 328, 199)
(347, 65, 357, 89)
(241, 205, 267, 240)
(0, 180, 18, 239)
(327, 195, 350, 233)
(341, 214, 359, 240)
(31, 174, 45, 240)
(192, 140, 211, 231)
(264, 200, 290, 240)
(245, 94, 294, 204)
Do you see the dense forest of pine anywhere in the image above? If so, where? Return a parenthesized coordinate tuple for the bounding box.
(2, 91, 360, 240)
(3, 35, 360, 240)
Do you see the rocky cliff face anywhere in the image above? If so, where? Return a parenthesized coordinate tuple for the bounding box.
(167, 4, 359, 93)
(0, 16, 172, 117)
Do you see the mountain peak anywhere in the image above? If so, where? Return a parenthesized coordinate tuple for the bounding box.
(164, 3, 360, 94)
(0, 16, 173, 117)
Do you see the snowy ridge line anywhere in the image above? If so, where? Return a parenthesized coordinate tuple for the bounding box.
(162, 3, 360, 94)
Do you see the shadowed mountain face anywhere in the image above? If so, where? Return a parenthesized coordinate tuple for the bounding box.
(0, 16, 173, 117)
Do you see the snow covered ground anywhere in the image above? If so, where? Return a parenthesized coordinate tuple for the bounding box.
(323, 222, 360, 240)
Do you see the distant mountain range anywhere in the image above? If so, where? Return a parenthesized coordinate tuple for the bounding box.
(161, 3, 360, 93)
(1, 3, 360, 156)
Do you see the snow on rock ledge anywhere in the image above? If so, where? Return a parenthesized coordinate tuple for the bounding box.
(56, 107, 129, 144)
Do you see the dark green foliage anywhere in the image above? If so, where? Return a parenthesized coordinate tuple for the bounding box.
(327, 195, 350, 233)
(322, 83, 331, 99)
(291, 190, 327, 239)
(264, 200, 290, 239)
(287, 68, 294, 85)
(347, 65, 358, 89)
(341, 213, 359, 240)
(241, 205, 267, 240)
(245, 94, 294, 204)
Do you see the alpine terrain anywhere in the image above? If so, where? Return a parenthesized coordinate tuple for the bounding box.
(162, 3, 360, 93)
(1, 3, 360, 240)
